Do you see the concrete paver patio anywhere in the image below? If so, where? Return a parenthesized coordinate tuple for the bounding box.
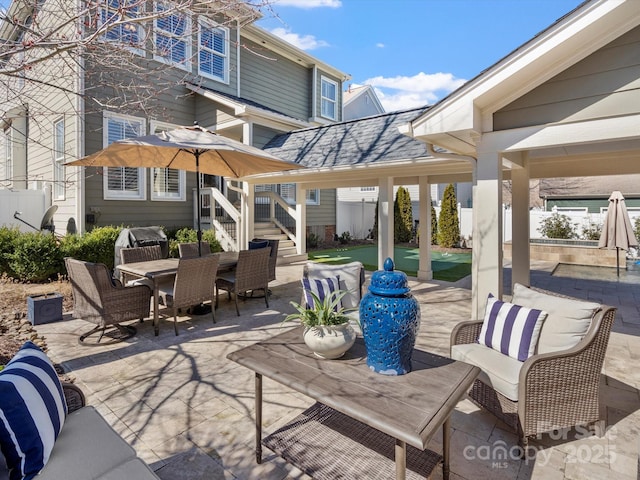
(36, 260, 640, 479)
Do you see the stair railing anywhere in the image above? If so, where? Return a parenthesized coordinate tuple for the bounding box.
(197, 187, 240, 252)
(255, 191, 297, 244)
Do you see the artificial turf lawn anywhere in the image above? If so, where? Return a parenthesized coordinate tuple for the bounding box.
(308, 245, 471, 282)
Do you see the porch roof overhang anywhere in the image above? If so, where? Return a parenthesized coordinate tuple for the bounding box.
(409, 0, 640, 161)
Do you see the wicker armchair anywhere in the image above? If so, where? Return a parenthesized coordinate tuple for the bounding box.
(450, 285, 616, 449)
(216, 248, 270, 316)
(158, 255, 219, 335)
(119, 245, 163, 286)
(178, 241, 211, 258)
(65, 258, 151, 345)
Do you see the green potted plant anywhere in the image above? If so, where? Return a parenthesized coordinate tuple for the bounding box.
(284, 289, 357, 359)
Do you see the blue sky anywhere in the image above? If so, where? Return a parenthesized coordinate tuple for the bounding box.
(257, 0, 586, 111)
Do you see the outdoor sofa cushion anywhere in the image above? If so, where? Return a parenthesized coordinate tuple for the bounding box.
(511, 283, 600, 354)
(0, 406, 159, 480)
(302, 276, 342, 310)
(0, 342, 66, 480)
(304, 262, 363, 309)
(451, 343, 522, 401)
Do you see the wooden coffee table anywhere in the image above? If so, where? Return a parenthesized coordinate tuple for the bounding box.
(227, 326, 479, 480)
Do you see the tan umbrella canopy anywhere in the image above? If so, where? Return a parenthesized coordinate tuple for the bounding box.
(67, 125, 304, 255)
(598, 191, 639, 276)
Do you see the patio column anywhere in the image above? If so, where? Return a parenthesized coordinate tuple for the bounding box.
(242, 181, 254, 250)
(510, 154, 531, 289)
(417, 175, 433, 280)
(472, 148, 503, 319)
(378, 176, 394, 269)
(295, 183, 307, 255)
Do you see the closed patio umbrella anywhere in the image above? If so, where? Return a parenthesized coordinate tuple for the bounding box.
(67, 125, 304, 256)
(598, 191, 639, 276)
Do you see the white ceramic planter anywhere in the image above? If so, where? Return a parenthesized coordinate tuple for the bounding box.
(303, 323, 356, 359)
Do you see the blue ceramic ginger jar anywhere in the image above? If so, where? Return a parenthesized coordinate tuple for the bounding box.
(360, 258, 420, 375)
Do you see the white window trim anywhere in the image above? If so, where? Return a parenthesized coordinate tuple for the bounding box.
(281, 183, 320, 206)
(98, 0, 144, 55)
(103, 111, 147, 200)
(53, 118, 65, 200)
(149, 120, 186, 201)
(197, 17, 229, 84)
(320, 76, 338, 120)
(153, 2, 192, 71)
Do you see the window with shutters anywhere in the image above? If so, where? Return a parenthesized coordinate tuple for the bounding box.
(99, 0, 143, 53)
(103, 112, 146, 200)
(198, 18, 228, 83)
(150, 121, 185, 201)
(154, 2, 191, 70)
(53, 118, 65, 200)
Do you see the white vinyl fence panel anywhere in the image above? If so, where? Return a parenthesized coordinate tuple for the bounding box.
(0, 189, 47, 232)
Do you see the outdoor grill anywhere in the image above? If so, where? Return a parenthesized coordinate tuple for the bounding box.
(114, 226, 169, 270)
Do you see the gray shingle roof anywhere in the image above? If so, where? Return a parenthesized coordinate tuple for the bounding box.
(263, 107, 430, 168)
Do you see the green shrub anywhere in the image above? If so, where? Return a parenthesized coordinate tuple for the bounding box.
(339, 231, 352, 244)
(394, 186, 413, 243)
(371, 200, 378, 240)
(431, 205, 438, 245)
(6, 232, 63, 282)
(581, 221, 602, 241)
(437, 184, 461, 248)
(634, 217, 640, 242)
(0, 226, 21, 276)
(168, 227, 221, 257)
(307, 232, 320, 249)
(538, 213, 577, 239)
(60, 226, 123, 269)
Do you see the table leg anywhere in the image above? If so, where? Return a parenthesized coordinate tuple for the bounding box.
(153, 278, 159, 336)
(255, 373, 263, 464)
(395, 439, 406, 480)
(443, 417, 451, 480)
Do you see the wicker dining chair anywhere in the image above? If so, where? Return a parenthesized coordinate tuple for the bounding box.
(178, 241, 211, 258)
(158, 255, 219, 335)
(248, 238, 280, 297)
(119, 245, 163, 286)
(65, 257, 151, 345)
(216, 247, 270, 316)
(450, 285, 616, 450)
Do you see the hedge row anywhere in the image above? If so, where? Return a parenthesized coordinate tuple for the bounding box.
(0, 226, 221, 283)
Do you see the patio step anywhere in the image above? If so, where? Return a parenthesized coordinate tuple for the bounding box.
(253, 221, 303, 265)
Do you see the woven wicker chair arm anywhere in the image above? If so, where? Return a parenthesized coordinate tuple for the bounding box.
(450, 320, 483, 351)
(62, 382, 86, 413)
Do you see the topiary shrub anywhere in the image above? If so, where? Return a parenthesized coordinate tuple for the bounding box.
(538, 213, 578, 239)
(370, 200, 379, 240)
(0, 226, 21, 276)
(60, 226, 123, 269)
(6, 232, 63, 282)
(437, 184, 461, 248)
(431, 205, 438, 245)
(394, 186, 413, 243)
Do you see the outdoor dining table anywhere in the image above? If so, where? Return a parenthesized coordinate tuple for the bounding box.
(116, 251, 238, 335)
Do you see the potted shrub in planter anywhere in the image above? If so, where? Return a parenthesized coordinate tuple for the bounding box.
(284, 289, 357, 359)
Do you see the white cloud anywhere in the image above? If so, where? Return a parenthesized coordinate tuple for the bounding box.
(273, 0, 341, 8)
(269, 27, 329, 50)
(364, 72, 466, 111)
(375, 43, 385, 48)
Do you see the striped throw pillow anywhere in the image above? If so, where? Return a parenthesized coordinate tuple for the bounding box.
(0, 341, 67, 480)
(478, 295, 548, 362)
(302, 276, 342, 311)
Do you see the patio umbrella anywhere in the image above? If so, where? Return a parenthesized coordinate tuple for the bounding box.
(598, 191, 639, 276)
(67, 125, 303, 256)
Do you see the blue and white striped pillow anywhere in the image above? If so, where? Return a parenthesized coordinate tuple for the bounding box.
(0, 341, 67, 480)
(478, 295, 548, 362)
(302, 276, 342, 311)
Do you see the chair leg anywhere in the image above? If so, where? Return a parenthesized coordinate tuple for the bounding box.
(211, 296, 216, 323)
(173, 311, 179, 336)
(264, 285, 269, 308)
(234, 292, 240, 316)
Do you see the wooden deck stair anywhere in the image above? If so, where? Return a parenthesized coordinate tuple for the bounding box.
(253, 221, 307, 265)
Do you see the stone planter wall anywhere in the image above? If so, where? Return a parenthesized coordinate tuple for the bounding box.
(503, 241, 621, 267)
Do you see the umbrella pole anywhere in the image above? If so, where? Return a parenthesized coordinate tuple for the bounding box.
(195, 152, 202, 258)
(617, 247, 620, 277)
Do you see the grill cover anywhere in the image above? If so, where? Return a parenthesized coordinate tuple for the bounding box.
(114, 226, 169, 269)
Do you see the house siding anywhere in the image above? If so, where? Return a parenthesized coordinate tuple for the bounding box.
(494, 25, 640, 130)
(239, 38, 311, 121)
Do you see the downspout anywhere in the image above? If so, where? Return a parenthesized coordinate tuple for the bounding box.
(76, 0, 85, 234)
(236, 20, 241, 98)
(312, 66, 317, 119)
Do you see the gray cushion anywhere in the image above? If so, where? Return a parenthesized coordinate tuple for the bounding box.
(451, 343, 523, 401)
(98, 458, 159, 480)
(511, 283, 600, 354)
(36, 406, 137, 480)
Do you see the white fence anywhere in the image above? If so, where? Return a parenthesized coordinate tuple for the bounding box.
(336, 200, 640, 242)
(0, 188, 47, 232)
